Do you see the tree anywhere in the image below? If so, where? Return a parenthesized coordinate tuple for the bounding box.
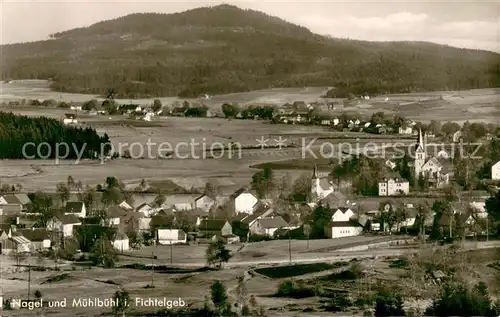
(235, 275, 248, 315)
(414, 202, 431, 242)
(425, 281, 497, 317)
(82, 185, 98, 216)
(427, 120, 442, 136)
(67, 175, 75, 190)
(211, 280, 230, 316)
(441, 122, 461, 139)
(308, 204, 332, 239)
(206, 240, 232, 268)
(485, 190, 500, 221)
(10, 250, 27, 266)
(30, 192, 56, 227)
(251, 167, 275, 199)
(221, 103, 240, 118)
(101, 187, 124, 206)
(152, 99, 162, 112)
(90, 234, 118, 268)
(152, 194, 166, 208)
(34, 290, 42, 299)
(56, 183, 70, 205)
(291, 173, 311, 202)
(374, 289, 405, 316)
(112, 288, 131, 317)
(102, 99, 118, 115)
(204, 182, 221, 199)
(371, 111, 386, 125)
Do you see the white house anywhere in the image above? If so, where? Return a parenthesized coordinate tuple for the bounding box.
(452, 131, 463, 143)
(18, 229, 51, 250)
(399, 126, 413, 135)
(492, 161, 500, 180)
(112, 232, 130, 252)
(157, 229, 187, 245)
(378, 178, 410, 196)
(174, 203, 193, 211)
(63, 113, 78, 125)
(325, 221, 363, 239)
(194, 194, 215, 212)
(65, 201, 86, 218)
(136, 203, 154, 217)
(331, 207, 355, 222)
(249, 216, 288, 237)
(118, 200, 133, 210)
(231, 189, 259, 214)
(385, 160, 397, 170)
(70, 105, 82, 111)
(46, 215, 81, 237)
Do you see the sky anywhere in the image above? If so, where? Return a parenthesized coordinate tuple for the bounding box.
(1, 0, 499, 52)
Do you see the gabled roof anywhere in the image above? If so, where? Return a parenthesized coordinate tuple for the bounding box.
(65, 201, 85, 214)
(1, 194, 22, 204)
(65, 113, 76, 119)
(14, 193, 31, 205)
(199, 219, 229, 231)
(11, 235, 31, 244)
(230, 188, 248, 199)
(321, 192, 347, 207)
(18, 229, 50, 242)
(136, 203, 152, 211)
(425, 157, 442, 168)
(57, 214, 81, 225)
(195, 194, 216, 202)
(257, 217, 288, 229)
(333, 207, 353, 214)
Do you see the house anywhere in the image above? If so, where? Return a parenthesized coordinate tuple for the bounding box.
(324, 220, 363, 239)
(65, 201, 86, 218)
(378, 177, 410, 196)
(230, 189, 258, 214)
(18, 229, 51, 250)
(194, 194, 216, 212)
(142, 112, 154, 122)
(136, 203, 154, 217)
(112, 231, 130, 252)
(385, 160, 397, 170)
(249, 216, 288, 237)
(173, 202, 193, 211)
(319, 192, 348, 210)
(63, 113, 78, 125)
(198, 219, 238, 243)
(399, 125, 413, 135)
(157, 229, 187, 245)
(106, 206, 129, 226)
(121, 212, 151, 234)
(452, 131, 463, 143)
(331, 207, 355, 222)
(492, 161, 500, 180)
(70, 104, 82, 111)
(46, 215, 82, 237)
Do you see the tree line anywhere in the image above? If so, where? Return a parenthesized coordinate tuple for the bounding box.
(0, 112, 110, 159)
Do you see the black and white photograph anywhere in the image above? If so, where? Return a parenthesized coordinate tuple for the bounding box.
(0, 0, 499, 316)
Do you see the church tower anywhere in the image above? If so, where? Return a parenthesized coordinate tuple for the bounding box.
(414, 128, 426, 178)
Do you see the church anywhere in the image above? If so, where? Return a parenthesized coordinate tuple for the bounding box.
(414, 129, 451, 187)
(309, 165, 348, 206)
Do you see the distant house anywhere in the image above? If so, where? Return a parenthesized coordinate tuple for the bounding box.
(47, 215, 81, 237)
(65, 201, 86, 218)
(118, 200, 133, 210)
(1, 235, 31, 254)
(136, 203, 154, 217)
(324, 221, 363, 239)
(398, 126, 413, 135)
(70, 104, 82, 111)
(492, 161, 500, 180)
(106, 206, 129, 226)
(230, 189, 259, 214)
(173, 202, 193, 211)
(18, 229, 51, 250)
(157, 229, 187, 245)
(378, 177, 410, 196)
(194, 194, 216, 212)
(385, 160, 397, 170)
(63, 113, 78, 125)
(452, 131, 463, 143)
(198, 219, 238, 243)
(249, 216, 288, 237)
(112, 231, 130, 252)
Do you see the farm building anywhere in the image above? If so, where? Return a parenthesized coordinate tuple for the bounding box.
(18, 229, 51, 250)
(157, 229, 187, 245)
(0, 193, 32, 214)
(230, 188, 258, 214)
(198, 219, 239, 244)
(136, 203, 154, 217)
(1, 235, 31, 254)
(249, 216, 288, 237)
(324, 221, 363, 239)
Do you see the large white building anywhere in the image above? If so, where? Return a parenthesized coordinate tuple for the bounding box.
(378, 177, 410, 196)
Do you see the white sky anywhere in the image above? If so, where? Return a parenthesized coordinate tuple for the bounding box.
(1, 0, 499, 52)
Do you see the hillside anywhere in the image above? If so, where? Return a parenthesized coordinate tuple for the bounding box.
(1, 4, 499, 98)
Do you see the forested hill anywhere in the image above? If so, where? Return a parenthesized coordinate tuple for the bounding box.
(1, 4, 499, 98)
(0, 112, 110, 159)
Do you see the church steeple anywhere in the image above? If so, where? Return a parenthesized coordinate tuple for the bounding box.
(416, 128, 425, 152)
(312, 164, 318, 179)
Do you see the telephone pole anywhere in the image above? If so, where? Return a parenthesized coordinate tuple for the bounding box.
(288, 231, 292, 264)
(27, 264, 31, 300)
(151, 252, 156, 287)
(170, 242, 173, 265)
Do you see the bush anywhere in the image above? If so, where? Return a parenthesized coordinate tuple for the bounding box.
(276, 280, 316, 299)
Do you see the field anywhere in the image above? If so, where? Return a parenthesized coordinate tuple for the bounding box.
(1, 81, 499, 190)
(4, 245, 500, 316)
